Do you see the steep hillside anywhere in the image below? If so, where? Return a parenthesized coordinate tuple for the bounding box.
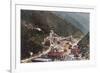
(21, 10, 84, 60)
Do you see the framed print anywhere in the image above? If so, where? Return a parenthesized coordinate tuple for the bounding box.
(11, 0, 96, 73)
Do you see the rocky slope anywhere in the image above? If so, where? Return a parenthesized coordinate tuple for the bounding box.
(21, 10, 84, 60)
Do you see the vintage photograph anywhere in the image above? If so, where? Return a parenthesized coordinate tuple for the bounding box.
(21, 10, 90, 63)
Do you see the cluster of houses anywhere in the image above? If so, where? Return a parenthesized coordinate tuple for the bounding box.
(21, 30, 89, 63)
(42, 30, 83, 61)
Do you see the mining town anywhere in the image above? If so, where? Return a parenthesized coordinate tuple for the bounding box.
(21, 30, 89, 63)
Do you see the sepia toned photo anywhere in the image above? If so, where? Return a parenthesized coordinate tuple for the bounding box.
(21, 10, 90, 63)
